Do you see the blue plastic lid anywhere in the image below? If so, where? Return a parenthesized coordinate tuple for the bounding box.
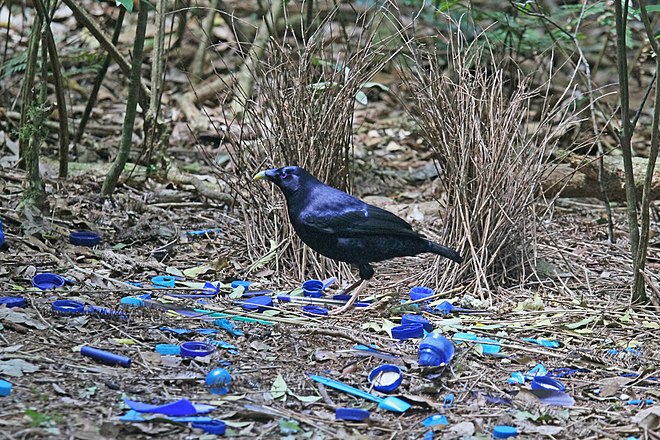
(419, 333, 455, 366)
(0, 379, 12, 397)
(401, 314, 433, 332)
(391, 323, 425, 340)
(303, 305, 328, 316)
(368, 364, 403, 392)
(0, 296, 26, 308)
(152, 275, 176, 288)
(531, 376, 566, 392)
(32, 273, 65, 290)
(180, 341, 215, 357)
(192, 420, 226, 435)
(52, 299, 85, 315)
(302, 279, 324, 297)
(155, 344, 181, 355)
(241, 295, 273, 312)
(206, 368, 232, 395)
(410, 286, 434, 301)
(493, 425, 518, 438)
(70, 231, 100, 246)
(231, 280, 253, 290)
(335, 407, 370, 421)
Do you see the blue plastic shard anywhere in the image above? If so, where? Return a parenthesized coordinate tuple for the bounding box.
(526, 364, 547, 378)
(508, 372, 525, 385)
(521, 337, 560, 348)
(443, 394, 454, 408)
(123, 398, 216, 416)
(119, 410, 214, 423)
(529, 389, 575, 406)
(422, 414, 448, 427)
(160, 327, 192, 335)
(214, 318, 245, 336)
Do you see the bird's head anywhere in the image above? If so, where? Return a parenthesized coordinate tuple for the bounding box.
(253, 166, 310, 197)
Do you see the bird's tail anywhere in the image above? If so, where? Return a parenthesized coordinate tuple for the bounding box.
(428, 241, 464, 264)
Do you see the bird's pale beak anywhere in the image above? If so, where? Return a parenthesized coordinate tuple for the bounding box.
(253, 170, 268, 181)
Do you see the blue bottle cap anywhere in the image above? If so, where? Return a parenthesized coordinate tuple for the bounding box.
(335, 407, 370, 421)
(410, 286, 434, 301)
(302, 305, 328, 316)
(241, 295, 273, 312)
(69, 231, 101, 246)
(531, 376, 566, 392)
(52, 299, 85, 315)
(180, 341, 215, 357)
(155, 344, 181, 355)
(419, 334, 455, 366)
(32, 273, 65, 290)
(192, 420, 226, 435)
(0, 296, 26, 308)
(401, 314, 433, 332)
(493, 425, 518, 438)
(0, 379, 12, 396)
(231, 280, 253, 290)
(151, 275, 176, 288)
(206, 368, 232, 395)
(368, 364, 403, 392)
(391, 323, 425, 340)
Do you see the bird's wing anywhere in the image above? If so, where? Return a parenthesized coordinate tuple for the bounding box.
(300, 204, 421, 238)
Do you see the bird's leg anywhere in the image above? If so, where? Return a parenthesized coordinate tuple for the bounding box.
(329, 279, 368, 315)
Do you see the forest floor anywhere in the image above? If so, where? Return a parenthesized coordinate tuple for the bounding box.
(1, 1, 660, 439)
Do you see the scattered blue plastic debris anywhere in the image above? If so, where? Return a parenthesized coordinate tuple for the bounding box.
(152, 275, 176, 288)
(32, 273, 65, 290)
(52, 300, 85, 315)
(214, 319, 245, 337)
(0, 379, 11, 396)
(422, 414, 448, 427)
(231, 280, 253, 290)
(443, 393, 454, 408)
(529, 389, 575, 406)
(124, 398, 216, 416)
(508, 372, 525, 385)
(423, 431, 434, 440)
(81, 346, 131, 368)
(335, 408, 370, 421)
(391, 323, 425, 340)
(526, 364, 547, 378)
(401, 314, 433, 332)
(418, 332, 455, 367)
(548, 367, 590, 378)
(120, 411, 213, 423)
(626, 398, 653, 405)
(180, 341, 214, 357)
(0, 296, 26, 308)
(453, 332, 501, 354)
(531, 376, 566, 392)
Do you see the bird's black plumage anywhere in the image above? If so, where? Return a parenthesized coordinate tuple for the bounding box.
(255, 166, 463, 281)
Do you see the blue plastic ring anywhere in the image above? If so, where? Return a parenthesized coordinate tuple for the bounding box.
(52, 300, 85, 315)
(70, 231, 101, 246)
(180, 341, 215, 357)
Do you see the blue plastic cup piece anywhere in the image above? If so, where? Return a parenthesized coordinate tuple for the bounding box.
(531, 376, 566, 392)
(180, 341, 215, 357)
(368, 364, 403, 392)
(493, 425, 518, 438)
(302, 279, 324, 297)
(302, 305, 329, 316)
(192, 420, 226, 435)
(151, 275, 176, 288)
(419, 332, 455, 367)
(156, 344, 181, 356)
(410, 286, 434, 301)
(52, 299, 85, 315)
(453, 332, 478, 343)
(206, 368, 232, 395)
(69, 231, 101, 246)
(0, 296, 27, 308)
(231, 280, 253, 290)
(0, 379, 11, 396)
(391, 323, 425, 340)
(81, 345, 131, 367)
(401, 314, 433, 332)
(335, 407, 370, 422)
(241, 295, 273, 312)
(32, 273, 65, 290)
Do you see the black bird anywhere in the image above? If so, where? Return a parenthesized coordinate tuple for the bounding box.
(254, 166, 463, 313)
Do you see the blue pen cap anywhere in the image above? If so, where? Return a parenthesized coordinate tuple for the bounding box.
(391, 323, 425, 340)
(81, 345, 131, 367)
(401, 314, 433, 332)
(368, 364, 403, 392)
(410, 286, 434, 301)
(335, 408, 370, 421)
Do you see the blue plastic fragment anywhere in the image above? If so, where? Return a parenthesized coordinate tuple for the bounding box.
(214, 318, 245, 336)
(121, 297, 143, 307)
(85, 305, 128, 320)
(443, 393, 454, 408)
(521, 337, 560, 348)
(626, 398, 653, 405)
(52, 300, 85, 315)
(493, 425, 518, 438)
(302, 279, 324, 297)
(119, 410, 213, 423)
(81, 346, 131, 367)
(335, 408, 370, 421)
(33, 273, 65, 290)
(231, 280, 253, 290)
(624, 347, 642, 356)
(410, 286, 434, 301)
(206, 368, 232, 395)
(391, 323, 425, 340)
(186, 228, 222, 237)
(422, 414, 448, 427)
(434, 300, 455, 314)
(160, 326, 192, 335)
(155, 344, 181, 355)
(423, 431, 434, 440)
(418, 332, 455, 367)
(125, 281, 143, 288)
(606, 348, 620, 356)
(70, 231, 100, 246)
(124, 398, 215, 416)
(548, 367, 590, 378)
(0, 219, 4, 248)
(203, 281, 220, 295)
(527, 364, 548, 378)
(302, 305, 329, 316)
(180, 341, 214, 357)
(0, 379, 11, 396)
(0, 296, 26, 308)
(531, 376, 566, 392)
(192, 420, 226, 435)
(401, 314, 433, 332)
(240, 296, 273, 312)
(507, 372, 525, 385)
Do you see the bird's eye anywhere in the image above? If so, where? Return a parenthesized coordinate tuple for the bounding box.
(280, 171, 290, 179)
